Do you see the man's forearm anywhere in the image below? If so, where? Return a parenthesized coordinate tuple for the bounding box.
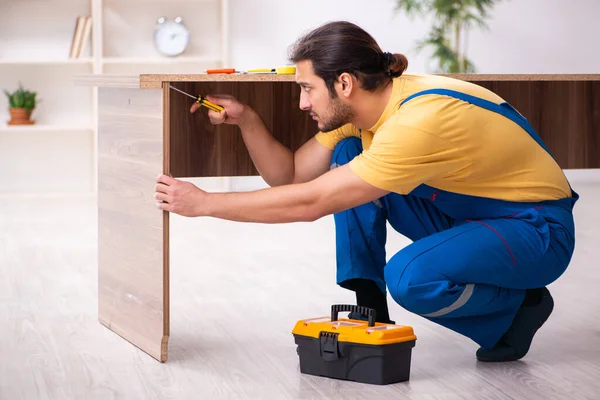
(206, 182, 320, 223)
(238, 109, 295, 187)
(195, 163, 390, 224)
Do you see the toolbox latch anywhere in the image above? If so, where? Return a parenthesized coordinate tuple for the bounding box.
(319, 331, 340, 361)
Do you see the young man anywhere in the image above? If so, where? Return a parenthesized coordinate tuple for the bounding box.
(155, 21, 578, 362)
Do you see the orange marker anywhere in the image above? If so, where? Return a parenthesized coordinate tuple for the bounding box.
(206, 68, 238, 74)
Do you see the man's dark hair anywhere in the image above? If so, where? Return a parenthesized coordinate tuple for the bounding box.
(289, 21, 408, 97)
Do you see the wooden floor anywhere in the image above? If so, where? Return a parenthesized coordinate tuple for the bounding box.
(1, 171, 600, 400)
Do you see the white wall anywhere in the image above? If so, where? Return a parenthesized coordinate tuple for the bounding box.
(229, 0, 600, 74)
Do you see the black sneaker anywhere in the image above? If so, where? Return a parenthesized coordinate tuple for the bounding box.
(476, 287, 554, 362)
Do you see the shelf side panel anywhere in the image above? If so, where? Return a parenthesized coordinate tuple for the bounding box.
(97, 86, 168, 362)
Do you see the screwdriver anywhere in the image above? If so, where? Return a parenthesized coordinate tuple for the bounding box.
(169, 85, 224, 112)
(247, 66, 296, 74)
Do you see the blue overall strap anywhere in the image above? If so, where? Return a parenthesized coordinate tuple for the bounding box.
(399, 88, 553, 158)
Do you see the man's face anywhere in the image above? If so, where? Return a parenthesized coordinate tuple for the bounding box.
(295, 60, 355, 132)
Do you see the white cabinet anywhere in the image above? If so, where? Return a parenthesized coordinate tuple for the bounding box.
(0, 0, 228, 194)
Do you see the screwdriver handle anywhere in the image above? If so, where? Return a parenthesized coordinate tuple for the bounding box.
(195, 96, 224, 112)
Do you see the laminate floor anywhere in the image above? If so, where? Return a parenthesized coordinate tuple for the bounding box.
(1, 171, 599, 400)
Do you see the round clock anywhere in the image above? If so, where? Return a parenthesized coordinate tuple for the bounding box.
(153, 16, 190, 57)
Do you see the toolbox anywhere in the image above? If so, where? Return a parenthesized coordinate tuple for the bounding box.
(292, 305, 417, 385)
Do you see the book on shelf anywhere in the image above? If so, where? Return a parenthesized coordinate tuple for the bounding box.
(69, 16, 93, 59)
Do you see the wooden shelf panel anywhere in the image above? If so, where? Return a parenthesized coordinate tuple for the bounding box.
(0, 59, 93, 66)
(0, 124, 93, 133)
(102, 56, 221, 65)
(104, 0, 216, 2)
(140, 73, 296, 88)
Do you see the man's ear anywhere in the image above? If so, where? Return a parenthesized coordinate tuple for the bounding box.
(336, 72, 354, 99)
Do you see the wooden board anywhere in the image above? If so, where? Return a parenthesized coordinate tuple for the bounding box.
(168, 80, 599, 175)
(476, 80, 600, 169)
(140, 73, 600, 88)
(97, 86, 169, 362)
(168, 81, 318, 178)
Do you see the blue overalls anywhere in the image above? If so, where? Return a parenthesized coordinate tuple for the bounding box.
(332, 89, 579, 349)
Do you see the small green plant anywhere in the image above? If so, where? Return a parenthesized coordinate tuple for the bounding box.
(4, 83, 37, 110)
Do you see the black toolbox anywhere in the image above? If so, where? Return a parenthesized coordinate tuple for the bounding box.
(292, 305, 417, 385)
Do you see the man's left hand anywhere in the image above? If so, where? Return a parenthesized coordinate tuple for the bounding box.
(155, 174, 206, 217)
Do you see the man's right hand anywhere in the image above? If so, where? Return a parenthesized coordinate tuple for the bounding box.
(190, 94, 248, 126)
(188, 92, 332, 187)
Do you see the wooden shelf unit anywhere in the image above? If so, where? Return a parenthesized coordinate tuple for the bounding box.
(0, 0, 229, 195)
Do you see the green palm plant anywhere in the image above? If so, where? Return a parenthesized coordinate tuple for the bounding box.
(395, 0, 504, 73)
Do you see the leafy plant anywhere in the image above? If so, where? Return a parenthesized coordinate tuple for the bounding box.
(395, 0, 504, 73)
(4, 83, 37, 110)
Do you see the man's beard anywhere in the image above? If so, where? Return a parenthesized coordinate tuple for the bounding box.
(316, 97, 355, 132)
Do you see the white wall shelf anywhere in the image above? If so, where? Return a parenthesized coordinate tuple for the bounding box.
(0, 59, 94, 66)
(1, 0, 229, 195)
(0, 125, 93, 133)
(102, 56, 222, 64)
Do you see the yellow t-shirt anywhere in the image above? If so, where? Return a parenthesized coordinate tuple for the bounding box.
(315, 73, 571, 202)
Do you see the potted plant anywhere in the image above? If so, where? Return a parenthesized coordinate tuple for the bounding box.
(395, 0, 505, 73)
(4, 83, 37, 125)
